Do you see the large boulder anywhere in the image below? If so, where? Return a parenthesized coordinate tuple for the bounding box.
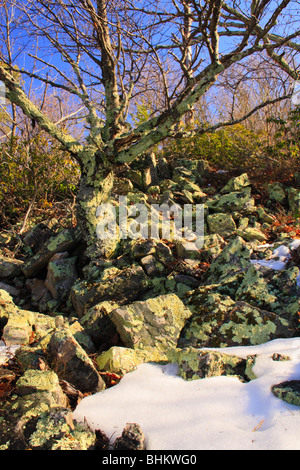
(97, 346, 168, 376)
(235, 263, 300, 325)
(45, 255, 77, 300)
(0, 367, 96, 451)
(220, 173, 251, 194)
(173, 348, 256, 382)
(110, 293, 193, 352)
(207, 212, 236, 238)
(47, 326, 105, 394)
(207, 187, 255, 214)
(70, 264, 151, 317)
(179, 288, 296, 349)
(203, 236, 252, 295)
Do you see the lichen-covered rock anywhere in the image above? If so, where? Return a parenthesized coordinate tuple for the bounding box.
(175, 239, 200, 259)
(96, 346, 168, 375)
(288, 187, 300, 216)
(45, 256, 77, 300)
(173, 173, 204, 197)
(1, 290, 56, 346)
(28, 408, 96, 450)
(0, 370, 69, 450)
(257, 206, 275, 224)
(0, 404, 96, 450)
(68, 320, 96, 353)
(114, 423, 146, 450)
(48, 326, 105, 394)
(198, 234, 226, 262)
(236, 226, 267, 242)
(140, 275, 193, 301)
(2, 310, 55, 346)
(131, 238, 173, 263)
(220, 173, 251, 194)
(172, 348, 256, 382)
(267, 182, 286, 204)
(70, 264, 150, 317)
(235, 264, 300, 325)
(13, 370, 67, 425)
(22, 228, 81, 278)
(0, 288, 15, 327)
(179, 290, 295, 349)
(207, 187, 255, 214)
(0, 255, 24, 279)
(272, 380, 300, 407)
(16, 369, 66, 400)
(203, 236, 252, 294)
(112, 177, 134, 195)
(110, 293, 193, 352)
(207, 212, 236, 238)
(80, 300, 119, 350)
(128, 151, 159, 191)
(14, 345, 49, 371)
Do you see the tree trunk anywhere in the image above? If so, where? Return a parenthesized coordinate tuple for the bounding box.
(76, 154, 115, 260)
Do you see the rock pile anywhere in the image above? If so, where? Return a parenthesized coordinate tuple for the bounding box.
(0, 154, 299, 449)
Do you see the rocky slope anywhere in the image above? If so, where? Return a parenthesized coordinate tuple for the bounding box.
(0, 155, 299, 449)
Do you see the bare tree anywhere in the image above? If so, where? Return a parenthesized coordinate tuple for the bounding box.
(0, 0, 299, 258)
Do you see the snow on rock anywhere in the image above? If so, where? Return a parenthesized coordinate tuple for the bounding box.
(74, 338, 300, 450)
(251, 239, 300, 285)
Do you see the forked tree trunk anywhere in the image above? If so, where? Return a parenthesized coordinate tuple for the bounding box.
(76, 150, 115, 260)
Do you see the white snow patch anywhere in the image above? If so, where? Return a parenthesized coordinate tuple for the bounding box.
(251, 239, 300, 286)
(74, 338, 300, 450)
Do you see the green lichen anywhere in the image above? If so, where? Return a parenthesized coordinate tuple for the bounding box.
(97, 346, 168, 375)
(175, 348, 256, 382)
(111, 293, 193, 352)
(28, 408, 96, 450)
(207, 212, 236, 237)
(179, 291, 295, 349)
(272, 380, 300, 407)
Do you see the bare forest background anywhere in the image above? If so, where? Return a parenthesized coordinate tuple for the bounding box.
(0, 0, 299, 236)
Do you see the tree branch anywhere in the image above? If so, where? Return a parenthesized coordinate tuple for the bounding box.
(0, 63, 82, 156)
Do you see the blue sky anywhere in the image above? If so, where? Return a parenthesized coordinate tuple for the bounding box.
(1, 0, 299, 133)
